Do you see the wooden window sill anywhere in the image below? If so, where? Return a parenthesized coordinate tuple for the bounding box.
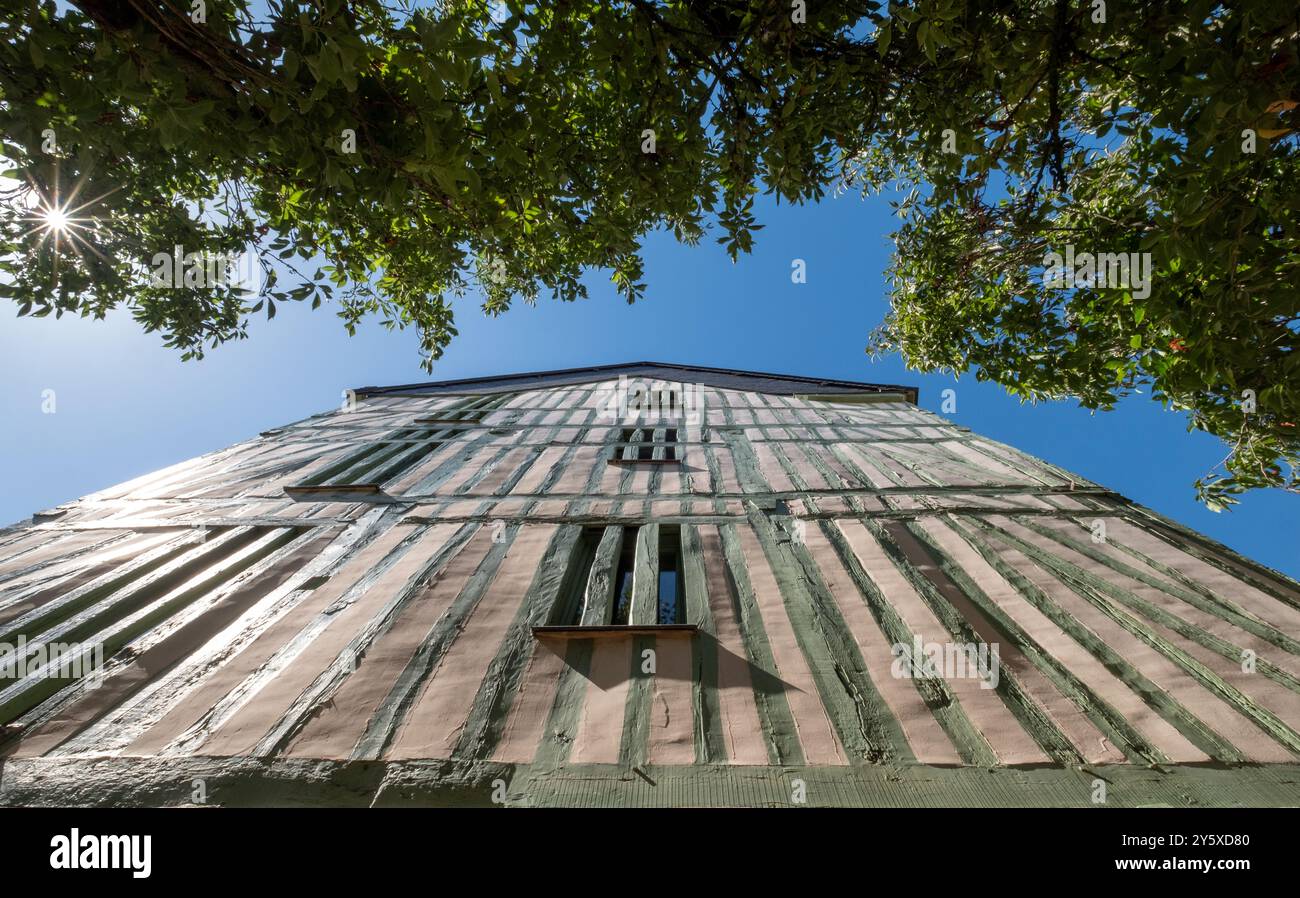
(606, 457, 683, 465)
(532, 624, 697, 640)
(284, 484, 384, 497)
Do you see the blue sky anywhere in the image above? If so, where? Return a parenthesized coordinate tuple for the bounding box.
(2, 188, 1295, 579)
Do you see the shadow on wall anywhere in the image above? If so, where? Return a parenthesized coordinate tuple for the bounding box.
(554, 631, 801, 696)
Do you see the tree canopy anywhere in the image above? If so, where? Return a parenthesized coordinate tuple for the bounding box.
(1, 1, 1297, 506)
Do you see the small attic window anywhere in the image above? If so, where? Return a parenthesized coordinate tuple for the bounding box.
(609, 427, 681, 464)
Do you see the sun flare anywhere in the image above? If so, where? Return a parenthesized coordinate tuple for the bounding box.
(41, 204, 70, 233)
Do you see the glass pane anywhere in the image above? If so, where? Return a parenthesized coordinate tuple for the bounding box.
(657, 565, 678, 624)
(609, 529, 638, 625)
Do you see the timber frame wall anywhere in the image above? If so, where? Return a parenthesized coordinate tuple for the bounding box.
(2, 365, 1300, 807)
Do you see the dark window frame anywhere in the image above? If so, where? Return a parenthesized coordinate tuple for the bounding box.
(536, 523, 695, 638)
(607, 426, 683, 464)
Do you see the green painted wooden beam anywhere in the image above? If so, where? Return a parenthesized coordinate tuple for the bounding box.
(630, 524, 660, 627)
(581, 526, 624, 627)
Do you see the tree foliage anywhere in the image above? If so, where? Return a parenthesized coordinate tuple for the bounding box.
(0, 1, 1297, 505)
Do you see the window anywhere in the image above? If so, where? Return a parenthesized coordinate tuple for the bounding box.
(608, 529, 639, 625)
(549, 527, 604, 626)
(609, 427, 682, 463)
(538, 524, 693, 635)
(656, 526, 684, 625)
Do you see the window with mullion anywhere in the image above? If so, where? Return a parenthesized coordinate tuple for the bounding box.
(610, 426, 681, 463)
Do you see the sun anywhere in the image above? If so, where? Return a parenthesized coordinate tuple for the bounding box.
(41, 204, 70, 234)
(14, 188, 113, 263)
(4, 166, 123, 280)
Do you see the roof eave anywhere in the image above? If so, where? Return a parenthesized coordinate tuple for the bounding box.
(353, 361, 919, 404)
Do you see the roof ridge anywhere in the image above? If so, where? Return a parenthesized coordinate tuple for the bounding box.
(353, 361, 918, 402)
